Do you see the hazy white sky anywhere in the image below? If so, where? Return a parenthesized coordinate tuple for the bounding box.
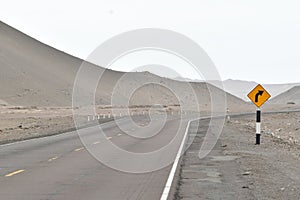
(1, 0, 300, 83)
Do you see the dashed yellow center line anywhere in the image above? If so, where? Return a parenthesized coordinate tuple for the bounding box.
(117, 134, 122, 136)
(93, 141, 101, 145)
(48, 156, 59, 162)
(74, 147, 84, 152)
(5, 170, 25, 177)
(107, 137, 113, 140)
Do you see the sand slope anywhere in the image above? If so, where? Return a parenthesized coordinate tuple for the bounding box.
(270, 86, 300, 105)
(0, 21, 246, 110)
(0, 21, 81, 106)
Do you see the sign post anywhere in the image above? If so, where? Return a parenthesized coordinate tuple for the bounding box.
(256, 108, 261, 144)
(247, 84, 271, 145)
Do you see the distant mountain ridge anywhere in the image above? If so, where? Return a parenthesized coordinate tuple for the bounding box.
(211, 79, 300, 101)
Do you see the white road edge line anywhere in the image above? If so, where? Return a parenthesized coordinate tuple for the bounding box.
(160, 119, 195, 200)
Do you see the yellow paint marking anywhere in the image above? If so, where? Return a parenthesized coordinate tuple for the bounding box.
(5, 170, 25, 177)
(117, 134, 122, 136)
(107, 137, 113, 140)
(93, 141, 101, 145)
(74, 147, 84, 152)
(48, 156, 59, 162)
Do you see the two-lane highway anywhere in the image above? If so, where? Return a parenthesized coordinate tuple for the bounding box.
(0, 115, 192, 200)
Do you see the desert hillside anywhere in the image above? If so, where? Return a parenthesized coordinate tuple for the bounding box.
(0, 21, 246, 110)
(0, 21, 81, 106)
(270, 86, 300, 105)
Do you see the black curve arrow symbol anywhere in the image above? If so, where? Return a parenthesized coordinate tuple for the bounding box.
(255, 90, 264, 102)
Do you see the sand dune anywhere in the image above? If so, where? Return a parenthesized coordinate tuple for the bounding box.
(0, 21, 246, 110)
(0, 21, 81, 106)
(270, 86, 300, 105)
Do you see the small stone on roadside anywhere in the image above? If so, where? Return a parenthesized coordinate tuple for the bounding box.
(264, 131, 273, 135)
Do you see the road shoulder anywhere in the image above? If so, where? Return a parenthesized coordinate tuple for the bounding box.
(175, 116, 300, 199)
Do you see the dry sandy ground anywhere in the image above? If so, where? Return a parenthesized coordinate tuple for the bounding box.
(176, 112, 300, 200)
(228, 113, 300, 199)
(0, 104, 196, 144)
(0, 106, 112, 144)
(236, 111, 300, 146)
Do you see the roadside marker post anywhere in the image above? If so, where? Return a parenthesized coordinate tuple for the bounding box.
(226, 108, 230, 122)
(256, 108, 261, 145)
(247, 84, 271, 145)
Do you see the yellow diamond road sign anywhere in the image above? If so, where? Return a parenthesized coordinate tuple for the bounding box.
(247, 84, 271, 107)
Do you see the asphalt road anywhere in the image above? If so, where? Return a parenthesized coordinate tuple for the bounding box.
(0, 115, 192, 200)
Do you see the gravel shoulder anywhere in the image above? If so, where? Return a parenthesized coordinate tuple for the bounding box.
(176, 113, 300, 200)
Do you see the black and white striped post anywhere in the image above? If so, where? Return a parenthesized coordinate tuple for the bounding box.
(248, 84, 271, 145)
(256, 108, 261, 145)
